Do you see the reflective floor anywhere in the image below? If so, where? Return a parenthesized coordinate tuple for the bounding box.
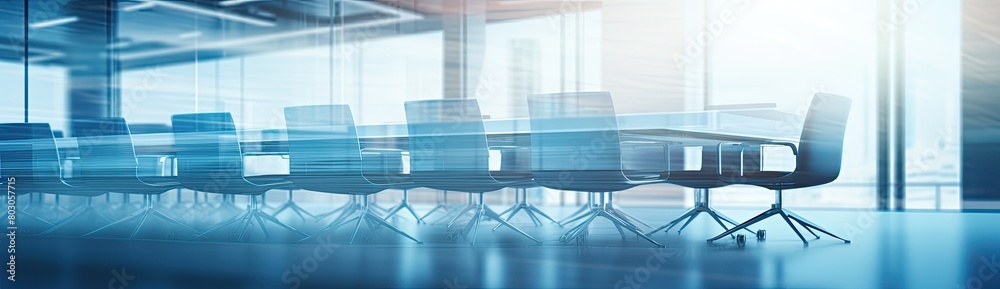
(12, 205, 1000, 289)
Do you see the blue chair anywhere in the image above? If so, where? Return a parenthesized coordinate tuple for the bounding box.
(405, 99, 540, 244)
(284, 105, 421, 244)
(707, 93, 853, 246)
(527, 92, 668, 247)
(69, 117, 197, 239)
(0, 123, 110, 235)
(645, 145, 754, 237)
(172, 112, 306, 242)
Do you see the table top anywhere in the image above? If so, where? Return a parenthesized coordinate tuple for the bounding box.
(49, 108, 802, 155)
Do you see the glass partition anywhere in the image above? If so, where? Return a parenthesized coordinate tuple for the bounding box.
(6, 0, 966, 211)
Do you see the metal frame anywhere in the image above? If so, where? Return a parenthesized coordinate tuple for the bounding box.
(309, 195, 422, 244)
(646, 188, 752, 237)
(446, 193, 541, 245)
(707, 190, 851, 246)
(559, 192, 663, 247)
(195, 194, 307, 242)
(492, 188, 557, 230)
(85, 194, 197, 239)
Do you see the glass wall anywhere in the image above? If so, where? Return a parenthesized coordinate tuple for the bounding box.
(900, 0, 962, 210)
(0, 4, 24, 124)
(5, 0, 967, 211)
(707, 0, 879, 209)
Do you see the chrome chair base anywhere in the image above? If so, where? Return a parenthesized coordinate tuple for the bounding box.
(41, 197, 116, 235)
(446, 193, 541, 245)
(557, 193, 593, 226)
(707, 190, 850, 246)
(559, 192, 663, 247)
(195, 195, 308, 242)
(418, 191, 464, 223)
(316, 196, 359, 222)
(647, 189, 752, 237)
(444, 195, 478, 227)
(272, 190, 317, 222)
(493, 188, 556, 231)
(383, 190, 423, 224)
(84, 195, 198, 239)
(310, 196, 421, 244)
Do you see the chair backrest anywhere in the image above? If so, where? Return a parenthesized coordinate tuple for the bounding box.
(527, 92, 632, 191)
(0, 123, 65, 192)
(284, 105, 384, 194)
(73, 117, 140, 185)
(405, 99, 498, 191)
(793, 93, 853, 183)
(171, 112, 246, 193)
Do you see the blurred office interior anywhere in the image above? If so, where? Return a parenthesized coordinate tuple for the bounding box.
(1, 1, 999, 288)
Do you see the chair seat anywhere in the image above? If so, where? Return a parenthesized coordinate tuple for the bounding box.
(664, 171, 728, 189)
(744, 171, 793, 178)
(138, 176, 181, 186)
(245, 175, 292, 187)
(489, 171, 533, 183)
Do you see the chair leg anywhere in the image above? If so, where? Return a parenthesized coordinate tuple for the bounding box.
(557, 192, 662, 247)
(526, 204, 558, 223)
(195, 195, 307, 242)
(445, 202, 477, 227)
(316, 196, 357, 220)
(273, 190, 317, 222)
(604, 193, 651, 229)
(600, 211, 663, 247)
(493, 189, 556, 231)
(383, 190, 424, 224)
(448, 193, 540, 245)
(307, 196, 421, 244)
(41, 197, 116, 235)
(558, 192, 594, 226)
(418, 190, 460, 223)
(649, 189, 754, 237)
(645, 207, 697, 236)
(783, 209, 849, 243)
(84, 195, 198, 239)
(707, 190, 851, 245)
(675, 211, 702, 234)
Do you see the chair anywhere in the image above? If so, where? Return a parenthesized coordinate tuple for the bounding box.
(284, 105, 421, 244)
(171, 112, 306, 242)
(69, 117, 197, 239)
(0, 123, 110, 235)
(405, 99, 540, 245)
(707, 93, 853, 246)
(645, 145, 754, 237)
(527, 91, 668, 247)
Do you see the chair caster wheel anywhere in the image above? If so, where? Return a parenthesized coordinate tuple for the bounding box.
(756, 229, 766, 241)
(736, 234, 746, 248)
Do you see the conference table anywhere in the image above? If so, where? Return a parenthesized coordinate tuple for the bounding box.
(51, 108, 801, 156)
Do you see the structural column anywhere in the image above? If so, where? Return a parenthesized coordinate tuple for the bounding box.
(65, 0, 119, 135)
(442, 0, 485, 99)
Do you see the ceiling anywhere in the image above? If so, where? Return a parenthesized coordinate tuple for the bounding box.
(0, 0, 600, 70)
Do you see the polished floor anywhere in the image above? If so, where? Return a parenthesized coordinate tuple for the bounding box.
(11, 203, 1000, 289)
